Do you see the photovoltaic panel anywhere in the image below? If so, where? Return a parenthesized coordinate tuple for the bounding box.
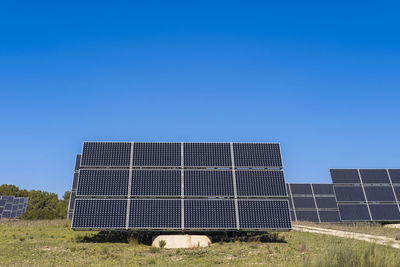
(129, 199, 181, 229)
(72, 173, 79, 191)
(337, 204, 371, 221)
(132, 142, 181, 167)
(312, 184, 334, 195)
(233, 143, 282, 168)
(236, 170, 286, 197)
(369, 204, 400, 221)
(74, 154, 81, 171)
(184, 199, 236, 229)
(295, 210, 319, 222)
(393, 187, 400, 200)
(184, 170, 234, 197)
(72, 199, 127, 229)
(359, 169, 390, 184)
(319, 211, 340, 222)
(69, 192, 76, 210)
(81, 142, 131, 167)
(330, 169, 360, 184)
(364, 186, 396, 202)
(77, 170, 129, 196)
(183, 143, 231, 167)
(131, 170, 181, 197)
(292, 197, 316, 209)
(315, 197, 338, 209)
(238, 200, 291, 229)
(388, 169, 400, 184)
(290, 184, 312, 195)
(334, 186, 366, 202)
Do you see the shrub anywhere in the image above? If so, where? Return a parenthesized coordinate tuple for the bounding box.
(159, 240, 167, 248)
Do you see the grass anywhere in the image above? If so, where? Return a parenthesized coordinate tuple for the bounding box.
(297, 221, 400, 240)
(0, 219, 399, 266)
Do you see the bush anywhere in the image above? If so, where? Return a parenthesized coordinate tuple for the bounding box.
(159, 240, 167, 248)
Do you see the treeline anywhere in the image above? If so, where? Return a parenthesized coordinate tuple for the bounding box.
(0, 184, 70, 220)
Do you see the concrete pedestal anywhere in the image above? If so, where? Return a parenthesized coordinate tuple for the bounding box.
(152, 235, 211, 249)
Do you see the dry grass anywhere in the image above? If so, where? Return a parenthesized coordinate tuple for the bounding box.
(0, 219, 399, 266)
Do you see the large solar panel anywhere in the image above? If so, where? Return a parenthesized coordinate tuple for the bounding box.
(330, 169, 360, 184)
(71, 141, 291, 231)
(331, 168, 400, 223)
(0, 196, 29, 220)
(287, 183, 340, 223)
(388, 169, 400, 184)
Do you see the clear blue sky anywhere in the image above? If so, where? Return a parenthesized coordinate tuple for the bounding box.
(1, 1, 400, 197)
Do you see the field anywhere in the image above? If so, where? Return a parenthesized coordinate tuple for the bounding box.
(1, 220, 400, 267)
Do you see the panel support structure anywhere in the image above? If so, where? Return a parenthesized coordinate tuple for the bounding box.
(230, 142, 240, 230)
(126, 142, 134, 229)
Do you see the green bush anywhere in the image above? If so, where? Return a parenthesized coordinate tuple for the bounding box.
(159, 240, 167, 248)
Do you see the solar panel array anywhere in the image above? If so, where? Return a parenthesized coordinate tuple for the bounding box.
(287, 184, 340, 223)
(331, 169, 400, 222)
(0, 196, 29, 220)
(71, 142, 292, 231)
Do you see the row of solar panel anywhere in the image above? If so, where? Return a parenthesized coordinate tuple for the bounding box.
(73, 169, 287, 197)
(0, 196, 29, 220)
(71, 199, 292, 230)
(331, 169, 400, 184)
(334, 185, 400, 202)
(80, 142, 283, 168)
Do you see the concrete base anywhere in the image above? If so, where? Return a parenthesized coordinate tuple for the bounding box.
(152, 235, 211, 249)
(383, 224, 400, 229)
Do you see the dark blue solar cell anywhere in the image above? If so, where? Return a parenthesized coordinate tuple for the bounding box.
(81, 142, 131, 167)
(334, 186, 366, 202)
(233, 143, 283, 168)
(72, 199, 127, 229)
(238, 200, 291, 229)
(338, 204, 371, 221)
(290, 184, 312, 195)
(369, 204, 400, 221)
(394, 187, 400, 200)
(364, 186, 396, 202)
(132, 170, 181, 196)
(184, 170, 234, 197)
(388, 169, 400, 184)
(132, 142, 181, 167)
(312, 184, 334, 195)
(359, 169, 390, 184)
(130, 199, 181, 229)
(292, 197, 316, 209)
(77, 170, 129, 196)
(2, 211, 11, 218)
(184, 143, 231, 167)
(315, 197, 338, 209)
(5, 204, 12, 210)
(236, 171, 286, 197)
(319, 211, 340, 222)
(295, 211, 319, 222)
(330, 169, 361, 184)
(185, 199, 236, 229)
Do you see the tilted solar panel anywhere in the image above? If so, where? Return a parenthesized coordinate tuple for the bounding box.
(312, 184, 334, 195)
(368, 204, 400, 221)
(132, 142, 181, 167)
(233, 143, 282, 168)
(184, 143, 231, 167)
(359, 169, 390, 184)
(319, 211, 340, 223)
(131, 170, 181, 197)
(334, 186, 366, 202)
(337, 204, 371, 221)
(330, 169, 360, 184)
(184, 199, 236, 229)
(315, 197, 337, 209)
(295, 210, 319, 222)
(77, 169, 130, 196)
(236, 170, 286, 197)
(292, 197, 316, 209)
(388, 169, 400, 184)
(81, 142, 131, 167)
(184, 170, 234, 197)
(363, 186, 396, 202)
(290, 184, 312, 195)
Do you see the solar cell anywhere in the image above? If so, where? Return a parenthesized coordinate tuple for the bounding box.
(364, 186, 396, 202)
(132, 170, 181, 196)
(369, 204, 400, 221)
(330, 169, 361, 184)
(337, 204, 371, 221)
(233, 143, 283, 168)
(184, 143, 231, 167)
(72, 199, 127, 229)
(359, 169, 390, 184)
(393, 187, 400, 200)
(315, 197, 338, 209)
(388, 169, 400, 184)
(184, 199, 236, 229)
(292, 197, 316, 209)
(318, 211, 340, 222)
(312, 184, 334, 195)
(81, 142, 131, 167)
(238, 200, 291, 229)
(184, 170, 234, 197)
(295, 211, 319, 222)
(130, 199, 181, 229)
(77, 170, 129, 196)
(334, 186, 366, 202)
(290, 184, 312, 195)
(132, 142, 181, 167)
(236, 170, 286, 197)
